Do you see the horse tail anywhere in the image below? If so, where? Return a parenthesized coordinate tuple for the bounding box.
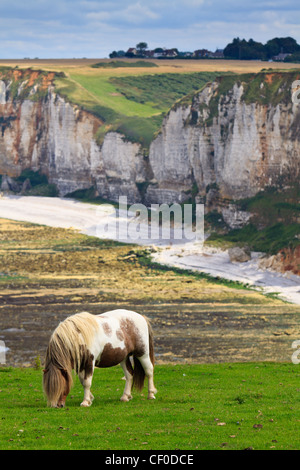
(132, 316, 155, 392)
(133, 356, 145, 392)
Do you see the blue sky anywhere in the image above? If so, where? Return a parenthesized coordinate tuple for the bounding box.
(1, 0, 300, 58)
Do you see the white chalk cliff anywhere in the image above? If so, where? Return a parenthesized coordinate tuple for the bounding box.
(0, 69, 299, 206)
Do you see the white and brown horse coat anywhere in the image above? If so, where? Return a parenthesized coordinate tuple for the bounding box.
(43, 309, 156, 407)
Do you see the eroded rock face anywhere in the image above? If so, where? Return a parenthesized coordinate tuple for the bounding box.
(0, 70, 299, 212)
(146, 75, 300, 205)
(259, 245, 300, 275)
(0, 74, 147, 202)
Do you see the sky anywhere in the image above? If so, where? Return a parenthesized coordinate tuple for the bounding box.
(1, 0, 300, 58)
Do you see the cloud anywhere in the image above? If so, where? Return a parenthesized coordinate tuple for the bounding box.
(122, 2, 160, 24)
(86, 2, 160, 26)
(0, 0, 299, 58)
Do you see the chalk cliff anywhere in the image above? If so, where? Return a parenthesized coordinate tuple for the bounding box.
(0, 68, 299, 208)
(0, 68, 146, 202)
(146, 73, 300, 205)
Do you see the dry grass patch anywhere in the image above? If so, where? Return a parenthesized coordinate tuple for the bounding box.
(0, 218, 282, 305)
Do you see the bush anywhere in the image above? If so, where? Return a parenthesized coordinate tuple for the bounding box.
(26, 183, 59, 197)
(17, 169, 48, 187)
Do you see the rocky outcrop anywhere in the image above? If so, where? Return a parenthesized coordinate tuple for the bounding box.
(260, 245, 300, 275)
(0, 68, 300, 212)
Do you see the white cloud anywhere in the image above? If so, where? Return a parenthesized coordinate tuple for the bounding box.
(184, 0, 205, 5)
(0, 0, 299, 58)
(86, 11, 112, 21)
(85, 2, 160, 27)
(123, 2, 160, 23)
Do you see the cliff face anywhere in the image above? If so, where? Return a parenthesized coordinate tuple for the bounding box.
(0, 68, 146, 202)
(0, 68, 299, 207)
(146, 73, 300, 204)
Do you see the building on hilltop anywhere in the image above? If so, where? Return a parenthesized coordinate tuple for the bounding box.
(272, 52, 292, 61)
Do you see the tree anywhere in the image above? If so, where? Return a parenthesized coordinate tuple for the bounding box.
(136, 42, 148, 55)
(223, 37, 266, 60)
(265, 37, 300, 59)
(284, 51, 300, 63)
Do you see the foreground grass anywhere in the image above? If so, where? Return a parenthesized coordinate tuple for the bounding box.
(1, 363, 300, 450)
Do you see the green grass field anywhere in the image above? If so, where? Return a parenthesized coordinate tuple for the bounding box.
(1, 363, 300, 450)
(54, 69, 222, 147)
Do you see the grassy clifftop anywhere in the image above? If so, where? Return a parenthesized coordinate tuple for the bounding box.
(54, 69, 221, 147)
(0, 63, 220, 148)
(1, 62, 299, 149)
(0, 66, 63, 102)
(176, 69, 300, 124)
(0, 64, 214, 148)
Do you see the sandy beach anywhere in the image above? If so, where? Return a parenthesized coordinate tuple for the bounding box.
(0, 195, 299, 304)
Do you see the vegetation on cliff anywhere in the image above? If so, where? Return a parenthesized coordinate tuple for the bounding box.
(207, 185, 300, 266)
(0, 66, 63, 102)
(178, 69, 300, 127)
(1, 62, 299, 150)
(54, 69, 221, 147)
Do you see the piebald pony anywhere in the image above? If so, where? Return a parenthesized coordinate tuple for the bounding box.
(43, 309, 156, 407)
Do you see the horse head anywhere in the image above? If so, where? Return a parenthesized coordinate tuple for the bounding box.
(43, 363, 72, 408)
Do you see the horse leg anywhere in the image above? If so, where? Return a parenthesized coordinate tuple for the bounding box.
(79, 369, 94, 407)
(138, 354, 157, 400)
(120, 357, 133, 402)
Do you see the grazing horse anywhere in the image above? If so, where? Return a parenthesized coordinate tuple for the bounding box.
(43, 309, 157, 407)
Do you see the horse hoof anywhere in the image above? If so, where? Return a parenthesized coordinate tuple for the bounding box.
(148, 394, 156, 400)
(80, 401, 91, 407)
(120, 394, 132, 402)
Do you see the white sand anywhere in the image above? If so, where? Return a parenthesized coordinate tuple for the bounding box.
(0, 195, 299, 304)
(152, 245, 300, 305)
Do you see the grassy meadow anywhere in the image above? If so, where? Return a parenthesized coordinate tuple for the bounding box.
(1, 363, 300, 450)
(1, 217, 300, 450)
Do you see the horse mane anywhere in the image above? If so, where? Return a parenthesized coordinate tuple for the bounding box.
(43, 312, 99, 406)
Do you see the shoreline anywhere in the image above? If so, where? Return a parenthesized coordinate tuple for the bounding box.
(0, 195, 299, 305)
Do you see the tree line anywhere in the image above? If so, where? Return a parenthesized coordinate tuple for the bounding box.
(223, 36, 300, 61)
(109, 37, 300, 61)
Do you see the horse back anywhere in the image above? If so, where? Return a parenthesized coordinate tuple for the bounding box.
(95, 310, 149, 368)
